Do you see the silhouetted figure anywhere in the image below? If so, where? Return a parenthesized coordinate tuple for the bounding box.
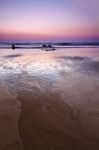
(12, 45, 15, 50)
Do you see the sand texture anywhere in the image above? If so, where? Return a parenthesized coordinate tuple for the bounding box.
(0, 48, 99, 150)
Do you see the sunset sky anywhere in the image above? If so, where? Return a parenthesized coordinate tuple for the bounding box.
(0, 0, 99, 42)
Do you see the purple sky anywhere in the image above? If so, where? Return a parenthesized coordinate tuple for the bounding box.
(0, 0, 99, 42)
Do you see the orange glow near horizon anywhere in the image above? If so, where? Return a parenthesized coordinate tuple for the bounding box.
(0, 28, 99, 41)
(0, 0, 99, 41)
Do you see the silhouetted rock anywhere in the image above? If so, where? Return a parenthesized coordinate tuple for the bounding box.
(42, 44, 47, 48)
(52, 48, 55, 51)
(42, 44, 56, 51)
(48, 44, 52, 48)
(12, 45, 15, 50)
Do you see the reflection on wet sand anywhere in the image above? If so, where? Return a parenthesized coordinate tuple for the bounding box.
(0, 48, 99, 150)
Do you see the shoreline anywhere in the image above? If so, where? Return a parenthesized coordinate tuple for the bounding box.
(0, 46, 99, 50)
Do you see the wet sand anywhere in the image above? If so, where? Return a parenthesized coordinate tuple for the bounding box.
(0, 79, 22, 150)
(0, 47, 99, 150)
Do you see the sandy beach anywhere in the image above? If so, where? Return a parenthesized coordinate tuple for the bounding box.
(0, 47, 99, 150)
(0, 79, 22, 150)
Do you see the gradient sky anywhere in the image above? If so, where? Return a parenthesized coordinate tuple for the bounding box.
(0, 0, 99, 42)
